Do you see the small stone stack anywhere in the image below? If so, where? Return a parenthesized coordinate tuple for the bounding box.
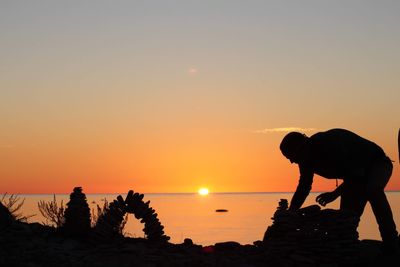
(263, 199, 360, 265)
(63, 187, 91, 237)
(93, 196, 127, 238)
(124, 190, 170, 242)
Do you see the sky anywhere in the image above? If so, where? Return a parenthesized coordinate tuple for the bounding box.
(1, 1, 400, 194)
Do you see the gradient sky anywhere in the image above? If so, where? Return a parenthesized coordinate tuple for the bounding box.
(1, 1, 400, 193)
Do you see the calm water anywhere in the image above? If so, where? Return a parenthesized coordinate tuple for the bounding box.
(18, 192, 400, 245)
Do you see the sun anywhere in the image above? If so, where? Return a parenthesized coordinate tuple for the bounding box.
(198, 187, 209, 196)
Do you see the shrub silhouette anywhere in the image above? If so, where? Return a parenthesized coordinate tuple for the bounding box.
(38, 195, 65, 228)
(1, 193, 33, 222)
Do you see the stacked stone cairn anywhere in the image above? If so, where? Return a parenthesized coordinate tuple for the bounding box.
(262, 199, 360, 265)
(124, 190, 170, 242)
(63, 187, 91, 237)
(94, 190, 170, 242)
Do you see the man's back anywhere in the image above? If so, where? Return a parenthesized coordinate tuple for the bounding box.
(307, 129, 385, 179)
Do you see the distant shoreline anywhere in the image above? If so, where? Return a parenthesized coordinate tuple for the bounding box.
(14, 190, 400, 196)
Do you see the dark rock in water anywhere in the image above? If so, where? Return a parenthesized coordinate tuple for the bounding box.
(215, 209, 228, 212)
(63, 187, 91, 237)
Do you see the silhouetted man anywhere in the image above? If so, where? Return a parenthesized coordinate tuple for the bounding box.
(280, 128, 398, 253)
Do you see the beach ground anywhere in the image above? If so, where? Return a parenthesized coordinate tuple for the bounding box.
(1, 220, 399, 267)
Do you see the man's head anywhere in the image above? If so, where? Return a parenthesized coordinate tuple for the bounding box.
(280, 132, 308, 164)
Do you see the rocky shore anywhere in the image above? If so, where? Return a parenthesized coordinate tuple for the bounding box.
(1, 191, 399, 267)
(0, 219, 398, 267)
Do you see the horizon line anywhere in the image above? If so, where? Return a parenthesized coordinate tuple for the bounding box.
(12, 190, 400, 195)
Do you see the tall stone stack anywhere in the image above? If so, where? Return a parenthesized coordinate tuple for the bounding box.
(263, 199, 360, 265)
(63, 187, 91, 237)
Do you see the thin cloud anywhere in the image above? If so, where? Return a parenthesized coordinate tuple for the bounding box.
(253, 127, 317, 134)
(188, 68, 198, 75)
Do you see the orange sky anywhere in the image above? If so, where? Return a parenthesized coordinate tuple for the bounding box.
(1, 126, 399, 194)
(1, 1, 400, 194)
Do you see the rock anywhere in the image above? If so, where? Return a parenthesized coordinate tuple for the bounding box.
(215, 209, 228, 212)
(183, 238, 193, 246)
(62, 239, 81, 251)
(215, 241, 242, 251)
(0, 201, 14, 227)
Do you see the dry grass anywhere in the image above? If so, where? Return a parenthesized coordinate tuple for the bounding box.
(37, 195, 65, 227)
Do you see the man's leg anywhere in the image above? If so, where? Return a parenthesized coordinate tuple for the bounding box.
(366, 157, 398, 253)
(340, 180, 367, 226)
(368, 189, 398, 249)
(340, 180, 367, 216)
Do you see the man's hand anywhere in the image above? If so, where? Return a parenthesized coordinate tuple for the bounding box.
(316, 192, 338, 206)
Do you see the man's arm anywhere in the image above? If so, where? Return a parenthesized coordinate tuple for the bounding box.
(332, 182, 344, 196)
(316, 182, 343, 206)
(289, 165, 313, 210)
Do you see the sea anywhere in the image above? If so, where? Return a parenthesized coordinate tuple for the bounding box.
(16, 192, 400, 246)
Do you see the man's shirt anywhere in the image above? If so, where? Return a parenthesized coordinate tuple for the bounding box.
(300, 128, 385, 181)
